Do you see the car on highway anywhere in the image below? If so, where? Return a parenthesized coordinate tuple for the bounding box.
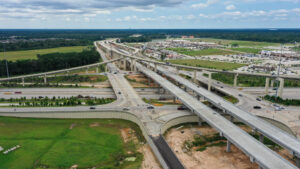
(14, 91, 22, 94)
(238, 94, 243, 97)
(147, 106, 154, 109)
(256, 98, 262, 101)
(177, 105, 188, 110)
(123, 108, 130, 111)
(90, 107, 96, 110)
(253, 106, 261, 109)
(118, 92, 121, 94)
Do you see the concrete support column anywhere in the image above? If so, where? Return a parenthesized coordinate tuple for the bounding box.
(96, 67, 99, 73)
(123, 58, 126, 70)
(43, 75, 47, 84)
(86, 68, 89, 74)
(148, 78, 151, 86)
(198, 117, 204, 126)
(265, 77, 270, 95)
(278, 78, 284, 98)
(184, 87, 187, 92)
(259, 133, 264, 143)
(197, 95, 200, 101)
(226, 140, 231, 153)
(67, 71, 70, 76)
(130, 59, 134, 71)
(22, 78, 25, 87)
(193, 70, 197, 83)
(208, 72, 212, 92)
(134, 59, 137, 72)
(230, 116, 234, 122)
(176, 67, 179, 75)
(173, 96, 176, 103)
(270, 79, 274, 88)
(234, 73, 239, 87)
(105, 65, 108, 72)
(154, 64, 157, 72)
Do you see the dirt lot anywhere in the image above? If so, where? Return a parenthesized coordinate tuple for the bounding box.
(165, 125, 258, 169)
(126, 74, 159, 88)
(120, 128, 162, 169)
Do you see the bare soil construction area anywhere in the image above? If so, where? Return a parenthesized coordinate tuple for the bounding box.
(165, 124, 295, 169)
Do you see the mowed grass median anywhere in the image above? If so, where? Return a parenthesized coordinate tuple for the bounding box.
(1, 46, 89, 61)
(0, 117, 144, 169)
(167, 48, 238, 56)
(169, 59, 247, 70)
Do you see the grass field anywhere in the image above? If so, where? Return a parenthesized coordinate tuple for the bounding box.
(0, 117, 144, 169)
(169, 59, 247, 70)
(1, 46, 89, 61)
(167, 48, 238, 56)
(190, 38, 280, 48)
(229, 48, 262, 54)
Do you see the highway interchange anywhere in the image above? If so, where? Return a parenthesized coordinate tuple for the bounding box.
(0, 40, 299, 169)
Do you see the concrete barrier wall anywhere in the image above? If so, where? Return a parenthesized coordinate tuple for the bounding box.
(0, 111, 169, 169)
(160, 115, 199, 134)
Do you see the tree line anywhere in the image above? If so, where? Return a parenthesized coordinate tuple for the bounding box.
(0, 47, 101, 77)
(1, 39, 90, 52)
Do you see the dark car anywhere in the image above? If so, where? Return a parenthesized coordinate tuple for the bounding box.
(238, 94, 243, 97)
(177, 105, 188, 110)
(253, 106, 261, 109)
(123, 108, 130, 111)
(118, 92, 121, 94)
(256, 98, 262, 101)
(90, 107, 96, 110)
(147, 106, 154, 109)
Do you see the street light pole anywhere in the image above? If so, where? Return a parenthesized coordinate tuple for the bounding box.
(275, 43, 282, 97)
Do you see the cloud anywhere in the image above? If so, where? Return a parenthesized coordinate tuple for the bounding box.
(226, 4, 236, 10)
(0, 0, 185, 20)
(191, 0, 218, 9)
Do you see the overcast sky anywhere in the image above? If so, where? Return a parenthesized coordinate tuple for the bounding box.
(0, 0, 300, 29)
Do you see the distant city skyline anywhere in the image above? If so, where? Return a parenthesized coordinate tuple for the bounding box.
(0, 0, 300, 29)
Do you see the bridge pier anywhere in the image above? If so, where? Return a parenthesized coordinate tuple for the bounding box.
(176, 67, 179, 75)
(208, 72, 212, 92)
(134, 59, 137, 72)
(259, 133, 264, 143)
(96, 67, 99, 73)
(270, 79, 274, 88)
(86, 67, 89, 74)
(43, 75, 47, 84)
(193, 70, 197, 83)
(22, 78, 25, 87)
(234, 73, 239, 87)
(123, 58, 126, 70)
(130, 59, 134, 71)
(105, 65, 108, 72)
(198, 117, 204, 126)
(278, 78, 284, 98)
(265, 77, 270, 95)
(154, 63, 157, 72)
(173, 96, 176, 103)
(226, 140, 231, 153)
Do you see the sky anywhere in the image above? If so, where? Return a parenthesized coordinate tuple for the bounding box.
(0, 0, 300, 29)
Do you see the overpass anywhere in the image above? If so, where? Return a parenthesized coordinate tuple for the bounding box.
(106, 41, 300, 167)
(110, 41, 300, 98)
(0, 58, 122, 84)
(101, 41, 299, 169)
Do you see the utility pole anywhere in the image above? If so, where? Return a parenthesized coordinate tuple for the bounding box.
(275, 44, 282, 97)
(3, 43, 9, 78)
